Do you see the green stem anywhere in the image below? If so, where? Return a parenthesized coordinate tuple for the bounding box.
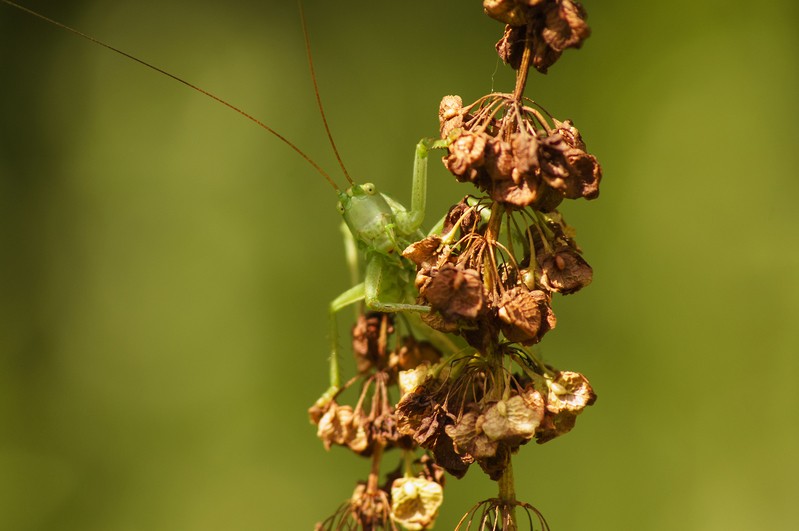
(498, 459, 518, 528)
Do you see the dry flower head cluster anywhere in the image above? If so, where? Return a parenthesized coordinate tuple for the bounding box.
(311, 1, 599, 529)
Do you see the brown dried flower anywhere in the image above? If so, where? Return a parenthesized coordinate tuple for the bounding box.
(497, 287, 557, 345)
(546, 370, 596, 414)
(422, 263, 486, 321)
(538, 246, 593, 294)
(316, 401, 358, 451)
(487, 0, 591, 73)
(481, 388, 545, 445)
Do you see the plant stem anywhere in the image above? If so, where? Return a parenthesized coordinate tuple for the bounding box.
(498, 458, 518, 528)
(366, 441, 385, 495)
(512, 21, 534, 102)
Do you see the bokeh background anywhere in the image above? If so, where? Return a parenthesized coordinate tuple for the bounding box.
(1, 1, 798, 529)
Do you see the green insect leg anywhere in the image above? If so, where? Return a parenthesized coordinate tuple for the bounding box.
(315, 282, 365, 408)
(394, 138, 449, 234)
(364, 255, 429, 313)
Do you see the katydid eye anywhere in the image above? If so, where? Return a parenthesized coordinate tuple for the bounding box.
(336, 202, 345, 214)
(362, 183, 376, 195)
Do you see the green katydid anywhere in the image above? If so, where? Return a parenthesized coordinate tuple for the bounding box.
(0, 0, 459, 403)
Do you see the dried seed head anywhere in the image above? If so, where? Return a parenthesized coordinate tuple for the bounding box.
(538, 246, 593, 294)
(439, 94, 464, 138)
(487, 0, 591, 73)
(534, 371, 596, 443)
(445, 407, 500, 460)
(481, 389, 545, 445)
(422, 263, 485, 321)
(390, 476, 444, 530)
(497, 287, 557, 345)
(396, 378, 474, 478)
(546, 370, 596, 414)
(443, 132, 488, 183)
(542, 0, 591, 53)
(403, 235, 442, 270)
(316, 402, 357, 450)
(442, 197, 482, 236)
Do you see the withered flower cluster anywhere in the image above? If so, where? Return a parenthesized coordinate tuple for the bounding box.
(485, 0, 591, 73)
(441, 94, 601, 209)
(404, 198, 592, 351)
(396, 356, 595, 481)
(310, 313, 447, 530)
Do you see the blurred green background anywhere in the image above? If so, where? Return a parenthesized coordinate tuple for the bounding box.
(1, 1, 798, 529)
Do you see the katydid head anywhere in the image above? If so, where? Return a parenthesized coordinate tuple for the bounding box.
(337, 183, 396, 253)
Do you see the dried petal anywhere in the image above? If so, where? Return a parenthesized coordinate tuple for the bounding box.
(511, 133, 540, 182)
(442, 197, 481, 236)
(432, 434, 473, 478)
